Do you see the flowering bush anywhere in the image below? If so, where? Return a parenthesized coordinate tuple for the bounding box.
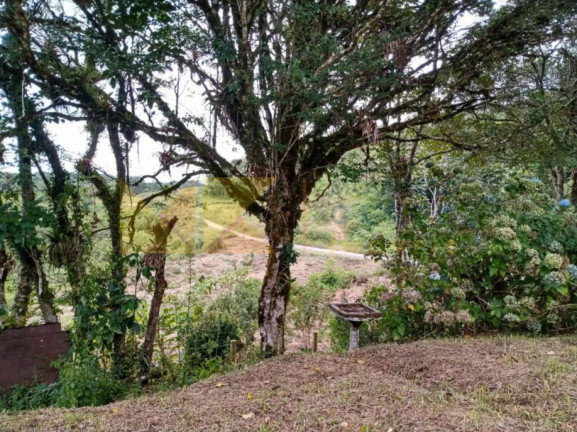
(348, 169, 577, 347)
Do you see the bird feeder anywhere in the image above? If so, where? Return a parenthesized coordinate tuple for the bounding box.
(329, 303, 382, 350)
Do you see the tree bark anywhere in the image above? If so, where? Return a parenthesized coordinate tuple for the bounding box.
(12, 250, 58, 325)
(12, 265, 33, 327)
(429, 183, 442, 223)
(30, 251, 58, 323)
(2, 50, 58, 326)
(141, 217, 178, 370)
(571, 168, 577, 207)
(0, 249, 14, 314)
(258, 196, 299, 355)
(551, 166, 565, 201)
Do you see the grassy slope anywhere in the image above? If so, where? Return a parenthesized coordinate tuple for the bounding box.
(2, 336, 577, 431)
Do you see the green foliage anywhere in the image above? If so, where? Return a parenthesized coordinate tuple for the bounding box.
(301, 226, 334, 245)
(185, 313, 239, 376)
(205, 271, 260, 343)
(0, 383, 59, 412)
(289, 259, 356, 348)
(54, 348, 133, 408)
(355, 166, 577, 348)
(0, 346, 135, 412)
(73, 264, 140, 351)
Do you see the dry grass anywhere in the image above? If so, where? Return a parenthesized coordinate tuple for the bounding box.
(2, 336, 577, 431)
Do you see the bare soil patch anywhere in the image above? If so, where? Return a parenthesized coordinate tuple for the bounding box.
(3, 337, 577, 432)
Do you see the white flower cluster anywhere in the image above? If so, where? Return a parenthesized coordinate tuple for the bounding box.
(491, 215, 518, 229)
(543, 253, 564, 270)
(424, 309, 472, 325)
(451, 287, 466, 299)
(423, 301, 473, 325)
(509, 239, 522, 253)
(504, 295, 517, 307)
(518, 225, 532, 235)
(519, 297, 536, 310)
(460, 279, 475, 292)
(546, 312, 560, 324)
(503, 313, 520, 323)
(494, 227, 517, 241)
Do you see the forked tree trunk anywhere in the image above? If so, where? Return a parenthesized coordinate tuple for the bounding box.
(31, 252, 58, 323)
(258, 199, 299, 355)
(12, 250, 58, 325)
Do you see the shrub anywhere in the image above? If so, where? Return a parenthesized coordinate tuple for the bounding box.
(304, 226, 334, 245)
(0, 383, 59, 412)
(55, 350, 132, 407)
(0, 347, 135, 412)
(349, 169, 577, 348)
(185, 313, 240, 374)
(205, 275, 260, 343)
(289, 259, 356, 349)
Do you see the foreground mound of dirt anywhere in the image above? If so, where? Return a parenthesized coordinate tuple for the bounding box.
(3, 337, 577, 432)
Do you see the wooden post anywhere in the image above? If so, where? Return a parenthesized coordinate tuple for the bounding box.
(312, 332, 318, 353)
(231, 340, 238, 363)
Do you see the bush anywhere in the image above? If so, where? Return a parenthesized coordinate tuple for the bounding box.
(55, 350, 132, 408)
(0, 348, 135, 412)
(0, 383, 59, 412)
(303, 226, 334, 245)
(185, 313, 240, 375)
(289, 259, 356, 349)
(346, 169, 577, 349)
(205, 276, 260, 343)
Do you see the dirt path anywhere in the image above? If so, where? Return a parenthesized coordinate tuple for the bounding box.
(205, 218, 366, 260)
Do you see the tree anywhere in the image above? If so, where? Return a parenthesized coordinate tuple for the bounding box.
(3, 0, 575, 354)
(0, 34, 59, 325)
(141, 216, 178, 373)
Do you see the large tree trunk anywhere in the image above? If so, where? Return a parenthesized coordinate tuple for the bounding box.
(12, 265, 33, 327)
(142, 217, 178, 371)
(258, 196, 300, 355)
(30, 251, 58, 323)
(551, 166, 566, 201)
(0, 238, 14, 316)
(12, 250, 58, 325)
(4, 55, 58, 326)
